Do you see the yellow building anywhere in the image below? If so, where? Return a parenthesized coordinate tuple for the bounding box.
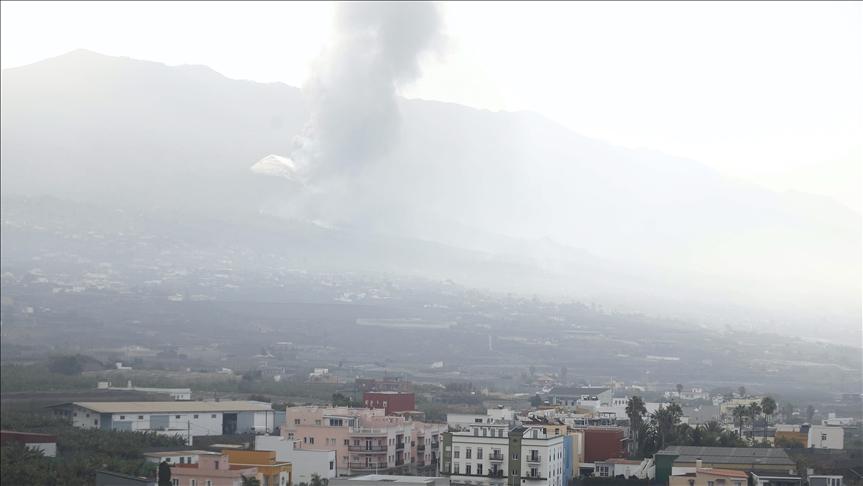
(223, 449, 292, 486)
(670, 468, 749, 486)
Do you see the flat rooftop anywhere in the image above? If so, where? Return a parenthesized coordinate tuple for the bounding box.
(657, 446, 794, 466)
(144, 450, 221, 457)
(346, 475, 442, 483)
(51, 401, 272, 413)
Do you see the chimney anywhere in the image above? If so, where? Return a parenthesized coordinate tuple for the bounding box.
(696, 458, 703, 469)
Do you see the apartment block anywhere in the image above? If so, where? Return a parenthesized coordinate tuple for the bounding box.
(441, 423, 565, 486)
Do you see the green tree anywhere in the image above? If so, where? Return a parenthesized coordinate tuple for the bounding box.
(310, 473, 329, 486)
(805, 405, 815, 423)
(332, 393, 353, 407)
(747, 402, 762, 441)
(732, 405, 747, 436)
(242, 475, 262, 486)
(530, 394, 543, 407)
(625, 396, 647, 457)
(651, 403, 682, 450)
(158, 461, 172, 486)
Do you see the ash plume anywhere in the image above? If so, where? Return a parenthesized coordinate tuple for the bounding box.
(286, 2, 443, 183)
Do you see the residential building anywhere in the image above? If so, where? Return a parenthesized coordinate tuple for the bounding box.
(441, 423, 566, 486)
(49, 401, 276, 443)
(364, 392, 416, 416)
(594, 458, 644, 479)
(283, 406, 444, 476)
(170, 453, 258, 486)
(808, 475, 844, 486)
(664, 388, 711, 401)
(447, 408, 515, 430)
(807, 425, 844, 449)
(580, 428, 625, 463)
(750, 472, 803, 486)
(223, 450, 292, 486)
(143, 450, 222, 466)
(669, 468, 749, 486)
(330, 475, 448, 486)
(774, 425, 807, 447)
(255, 435, 337, 484)
(547, 387, 613, 408)
(653, 446, 796, 484)
(0, 430, 57, 457)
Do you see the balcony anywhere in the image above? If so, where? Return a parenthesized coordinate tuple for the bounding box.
(396, 442, 405, 450)
(349, 462, 388, 471)
(526, 454, 541, 463)
(417, 444, 426, 452)
(351, 428, 389, 436)
(431, 441, 440, 449)
(490, 452, 504, 461)
(488, 470, 505, 478)
(348, 445, 387, 452)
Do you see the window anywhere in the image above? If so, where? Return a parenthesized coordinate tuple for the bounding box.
(309, 437, 315, 444)
(315, 419, 321, 425)
(194, 414, 199, 419)
(530, 467, 538, 478)
(207, 481, 213, 486)
(94, 420, 98, 425)
(172, 480, 179, 486)
(330, 461, 334, 470)
(120, 416, 125, 420)
(211, 414, 216, 419)
(454, 449, 460, 459)
(191, 480, 197, 486)
(215, 459, 219, 470)
(466, 448, 472, 459)
(139, 415, 144, 420)
(822, 433, 828, 441)
(454, 463, 460, 474)
(687, 481, 694, 486)
(295, 418, 301, 425)
(475, 418, 483, 423)
(466, 465, 472, 475)
(180, 457, 186, 464)
(477, 464, 483, 475)
(176, 415, 181, 419)
(707, 482, 715, 486)
(477, 448, 483, 459)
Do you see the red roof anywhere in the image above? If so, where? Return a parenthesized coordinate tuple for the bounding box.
(0, 430, 57, 444)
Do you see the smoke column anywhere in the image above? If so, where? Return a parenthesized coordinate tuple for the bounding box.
(287, 2, 443, 183)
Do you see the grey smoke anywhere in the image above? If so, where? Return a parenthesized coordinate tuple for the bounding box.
(288, 2, 443, 183)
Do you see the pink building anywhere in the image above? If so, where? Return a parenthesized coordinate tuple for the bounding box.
(284, 406, 445, 476)
(170, 453, 258, 486)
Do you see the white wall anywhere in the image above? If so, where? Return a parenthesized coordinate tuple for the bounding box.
(256, 435, 337, 484)
(808, 426, 844, 449)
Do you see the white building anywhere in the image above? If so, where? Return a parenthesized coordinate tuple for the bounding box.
(143, 450, 222, 465)
(50, 401, 276, 444)
(447, 408, 515, 430)
(256, 435, 337, 484)
(0, 431, 57, 457)
(442, 424, 565, 486)
(807, 425, 844, 449)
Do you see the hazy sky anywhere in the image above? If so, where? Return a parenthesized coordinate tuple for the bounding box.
(2, 1, 861, 211)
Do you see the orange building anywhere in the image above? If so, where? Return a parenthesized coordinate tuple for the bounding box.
(223, 449, 292, 486)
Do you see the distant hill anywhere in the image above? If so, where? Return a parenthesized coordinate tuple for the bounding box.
(1, 50, 859, 340)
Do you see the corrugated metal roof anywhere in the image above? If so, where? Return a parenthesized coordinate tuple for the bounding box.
(658, 446, 794, 466)
(53, 401, 272, 413)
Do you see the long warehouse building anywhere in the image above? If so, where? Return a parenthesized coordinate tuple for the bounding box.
(49, 401, 276, 442)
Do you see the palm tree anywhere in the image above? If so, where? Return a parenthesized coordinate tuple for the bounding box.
(747, 402, 762, 442)
(626, 396, 647, 457)
(732, 405, 747, 436)
(676, 384, 683, 398)
(760, 397, 777, 438)
(651, 403, 682, 450)
(738, 386, 746, 398)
